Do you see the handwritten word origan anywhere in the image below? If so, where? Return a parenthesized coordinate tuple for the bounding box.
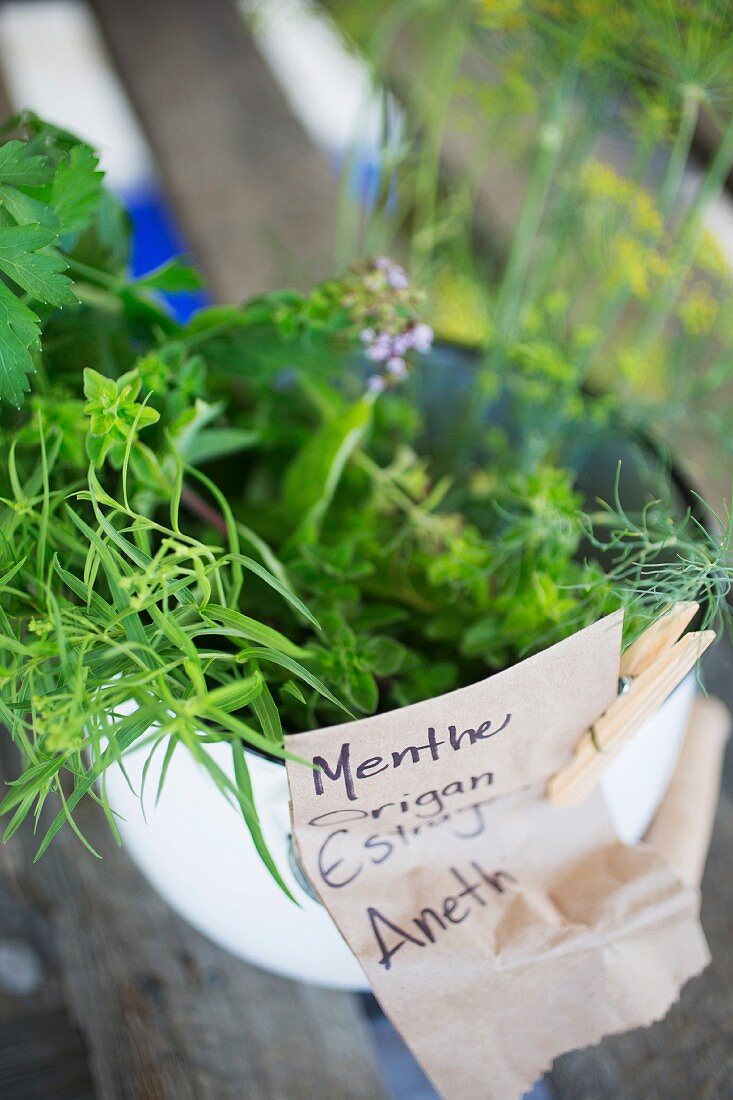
(311, 714, 511, 801)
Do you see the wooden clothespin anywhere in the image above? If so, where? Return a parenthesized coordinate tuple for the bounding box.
(548, 602, 715, 807)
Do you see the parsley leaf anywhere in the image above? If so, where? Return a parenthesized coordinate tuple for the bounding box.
(0, 139, 55, 229)
(0, 223, 77, 305)
(0, 139, 52, 187)
(0, 282, 41, 406)
(51, 144, 104, 236)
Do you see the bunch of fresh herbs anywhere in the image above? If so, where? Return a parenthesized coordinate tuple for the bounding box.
(0, 114, 729, 887)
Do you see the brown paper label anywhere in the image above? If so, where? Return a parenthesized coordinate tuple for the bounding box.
(285, 611, 709, 1099)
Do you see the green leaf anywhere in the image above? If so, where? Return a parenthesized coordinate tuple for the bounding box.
(228, 554, 319, 627)
(183, 304, 241, 335)
(51, 555, 115, 622)
(0, 140, 52, 187)
(204, 672, 263, 713)
(235, 646, 352, 717)
(345, 667, 378, 714)
(201, 604, 307, 659)
(0, 223, 76, 305)
(184, 427, 260, 466)
(172, 398, 224, 453)
(135, 257, 205, 293)
(280, 680, 307, 707)
(250, 678, 282, 744)
(231, 738, 297, 904)
(203, 706, 292, 761)
(362, 635, 406, 677)
(95, 189, 130, 270)
(461, 615, 505, 657)
(52, 145, 104, 236)
(0, 556, 28, 591)
(83, 367, 116, 402)
(282, 396, 372, 541)
(0, 759, 63, 817)
(0, 282, 40, 406)
(65, 509, 156, 671)
(0, 185, 56, 228)
(33, 703, 160, 860)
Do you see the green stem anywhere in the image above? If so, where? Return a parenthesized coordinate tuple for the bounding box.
(180, 317, 240, 350)
(489, 59, 579, 345)
(355, 451, 444, 537)
(410, 8, 472, 271)
(463, 59, 578, 447)
(577, 98, 711, 376)
(634, 112, 733, 354)
(519, 97, 610, 313)
(65, 257, 120, 291)
(657, 90, 700, 215)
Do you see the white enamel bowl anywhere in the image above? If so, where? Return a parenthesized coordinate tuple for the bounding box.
(103, 674, 696, 990)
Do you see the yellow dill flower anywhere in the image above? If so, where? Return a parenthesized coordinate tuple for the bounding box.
(647, 250, 671, 282)
(625, 97, 675, 145)
(509, 340, 576, 384)
(678, 287, 719, 336)
(534, 0, 638, 67)
(612, 235, 652, 298)
(572, 324, 601, 352)
(479, 0, 527, 31)
(429, 268, 493, 346)
(616, 348, 646, 384)
(615, 344, 667, 397)
(467, 76, 536, 120)
(630, 191, 663, 237)
(582, 160, 628, 201)
(582, 160, 663, 238)
(543, 289, 570, 314)
(521, 292, 569, 338)
(461, 51, 537, 118)
(695, 231, 729, 281)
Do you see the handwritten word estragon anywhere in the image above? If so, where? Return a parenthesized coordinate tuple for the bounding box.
(311, 714, 512, 801)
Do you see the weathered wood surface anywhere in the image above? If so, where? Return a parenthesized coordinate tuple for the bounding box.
(0, 785, 387, 1100)
(0, 840, 95, 1100)
(90, 0, 339, 301)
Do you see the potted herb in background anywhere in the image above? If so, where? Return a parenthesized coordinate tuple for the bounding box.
(1, 19, 731, 993)
(326, 0, 733, 492)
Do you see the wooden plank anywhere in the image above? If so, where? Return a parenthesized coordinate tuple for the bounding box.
(0, 1011, 94, 1100)
(0, 747, 96, 1100)
(90, 0, 339, 300)
(0, 70, 97, 1100)
(0, 770, 388, 1100)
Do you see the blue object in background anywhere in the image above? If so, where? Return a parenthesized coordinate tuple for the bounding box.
(125, 185, 209, 323)
(335, 147, 398, 216)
